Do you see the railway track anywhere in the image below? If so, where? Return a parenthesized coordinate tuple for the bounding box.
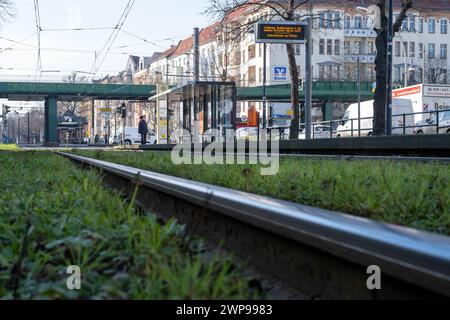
(57, 151, 450, 299)
(143, 149, 450, 164)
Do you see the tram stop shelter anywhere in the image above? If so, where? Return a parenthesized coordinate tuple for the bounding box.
(149, 81, 237, 144)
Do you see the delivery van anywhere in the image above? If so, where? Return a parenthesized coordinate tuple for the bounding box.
(122, 127, 157, 145)
(336, 99, 415, 137)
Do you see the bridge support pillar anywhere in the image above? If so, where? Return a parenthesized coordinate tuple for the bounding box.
(322, 101, 334, 122)
(44, 96, 58, 146)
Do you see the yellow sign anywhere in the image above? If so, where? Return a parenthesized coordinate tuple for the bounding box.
(160, 120, 167, 127)
(287, 109, 294, 116)
(99, 108, 112, 113)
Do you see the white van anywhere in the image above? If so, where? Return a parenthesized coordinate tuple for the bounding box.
(122, 127, 157, 145)
(336, 99, 415, 137)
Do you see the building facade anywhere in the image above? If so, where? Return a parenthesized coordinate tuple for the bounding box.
(93, 0, 450, 135)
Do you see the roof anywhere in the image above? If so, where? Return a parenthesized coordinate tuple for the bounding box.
(128, 55, 140, 67)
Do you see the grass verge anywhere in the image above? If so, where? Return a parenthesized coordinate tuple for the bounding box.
(0, 151, 257, 299)
(70, 150, 449, 236)
(0, 144, 20, 152)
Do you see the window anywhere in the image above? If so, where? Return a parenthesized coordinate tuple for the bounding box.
(395, 41, 401, 57)
(344, 41, 350, 55)
(319, 39, 325, 55)
(442, 70, 448, 83)
(319, 14, 324, 28)
(319, 65, 325, 79)
(326, 13, 333, 29)
(344, 15, 350, 29)
(418, 67, 423, 81)
(294, 44, 301, 55)
(235, 51, 241, 65)
(428, 43, 436, 59)
(419, 43, 424, 58)
(403, 42, 408, 57)
(242, 50, 245, 63)
(326, 65, 333, 79)
(441, 19, 448, 34)
(410, 42, 415, 57)
(362, 16, 368, 29)
(327, 39, 333, 55)
(409, 16, 415, 31)
(429, 68, 436, 82)
(429, 18, 436, 33)
(334, 40, 340, 55)
(259, 67, 262, 83)
(248, 66, 256, 84)
(441, 44, 448, 59)
(368, 41, 374, 54)
(355, 16, 362, 29)
(248, 45, 256, 59)
(418, 18, 423, 33)
(355, 41, 361, 54)
(402, 18, 407, 31)
(334, 13, 340, 29)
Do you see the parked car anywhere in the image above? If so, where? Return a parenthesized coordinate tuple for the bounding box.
(235, 127, 259, 141)
(299, 125, 332, 140)
(414, 110, 450, 135)
(122, 127, 157, 145)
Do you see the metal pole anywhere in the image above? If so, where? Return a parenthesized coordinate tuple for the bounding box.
(27, 112, 30, 144)
(422, 48, 426, 84)
(194, 27, 200, 83)
(305, 17, 313, 140)
(386, 0, 393, 135)
(17, 115, 20, 144)
(91, 99, 95, 144)
(357, 57, 361, 137)
(262, 43, 267, 129)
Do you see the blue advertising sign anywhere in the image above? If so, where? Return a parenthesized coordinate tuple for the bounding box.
(273, 66, 287, 82)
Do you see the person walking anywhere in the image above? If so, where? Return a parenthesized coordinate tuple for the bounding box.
(138, 115, 149, 145)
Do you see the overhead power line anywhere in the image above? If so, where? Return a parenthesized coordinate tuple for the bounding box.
(33, 0, 42, 80)
(0, 33, 37, 54)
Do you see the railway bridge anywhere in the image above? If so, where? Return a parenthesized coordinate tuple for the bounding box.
(0, 80, 373, 144)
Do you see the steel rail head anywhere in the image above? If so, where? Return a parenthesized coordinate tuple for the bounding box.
(57, 151, 450, 297)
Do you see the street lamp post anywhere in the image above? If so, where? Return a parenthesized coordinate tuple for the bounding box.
(386, 0, 394, 135)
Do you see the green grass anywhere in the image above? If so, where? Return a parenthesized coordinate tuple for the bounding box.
(0, 151, 257, 299)
(70, 150, 450, 235)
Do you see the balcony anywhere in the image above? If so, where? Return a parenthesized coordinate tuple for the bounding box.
(345, 54, 376, 64)
(344, 28, 377, 38)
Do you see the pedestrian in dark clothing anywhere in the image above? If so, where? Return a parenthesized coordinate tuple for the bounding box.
(138, 116, 149, 145)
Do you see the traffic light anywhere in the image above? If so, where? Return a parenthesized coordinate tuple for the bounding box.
(298, 78, 304, 91)
(116, 103, 127, 119)
(120, 103, 127, 119)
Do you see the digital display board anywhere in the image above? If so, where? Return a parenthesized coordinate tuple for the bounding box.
(256, 21, 307, 44)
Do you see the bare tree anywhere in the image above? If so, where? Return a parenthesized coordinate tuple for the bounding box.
(373, 0, 413, 136)
(0, 0, 15, 24)
(58, 72, 87, 115)
(425, 58, 449, 84)
(206, 0, 312, 138)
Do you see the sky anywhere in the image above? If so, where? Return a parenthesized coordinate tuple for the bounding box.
(0, 0, 211, 82)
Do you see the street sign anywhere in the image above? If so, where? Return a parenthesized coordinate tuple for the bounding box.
(256, 21, 307, 44)
(273, 66, 287, 81)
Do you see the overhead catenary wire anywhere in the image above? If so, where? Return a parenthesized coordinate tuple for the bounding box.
(33, 0, 42, 80)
